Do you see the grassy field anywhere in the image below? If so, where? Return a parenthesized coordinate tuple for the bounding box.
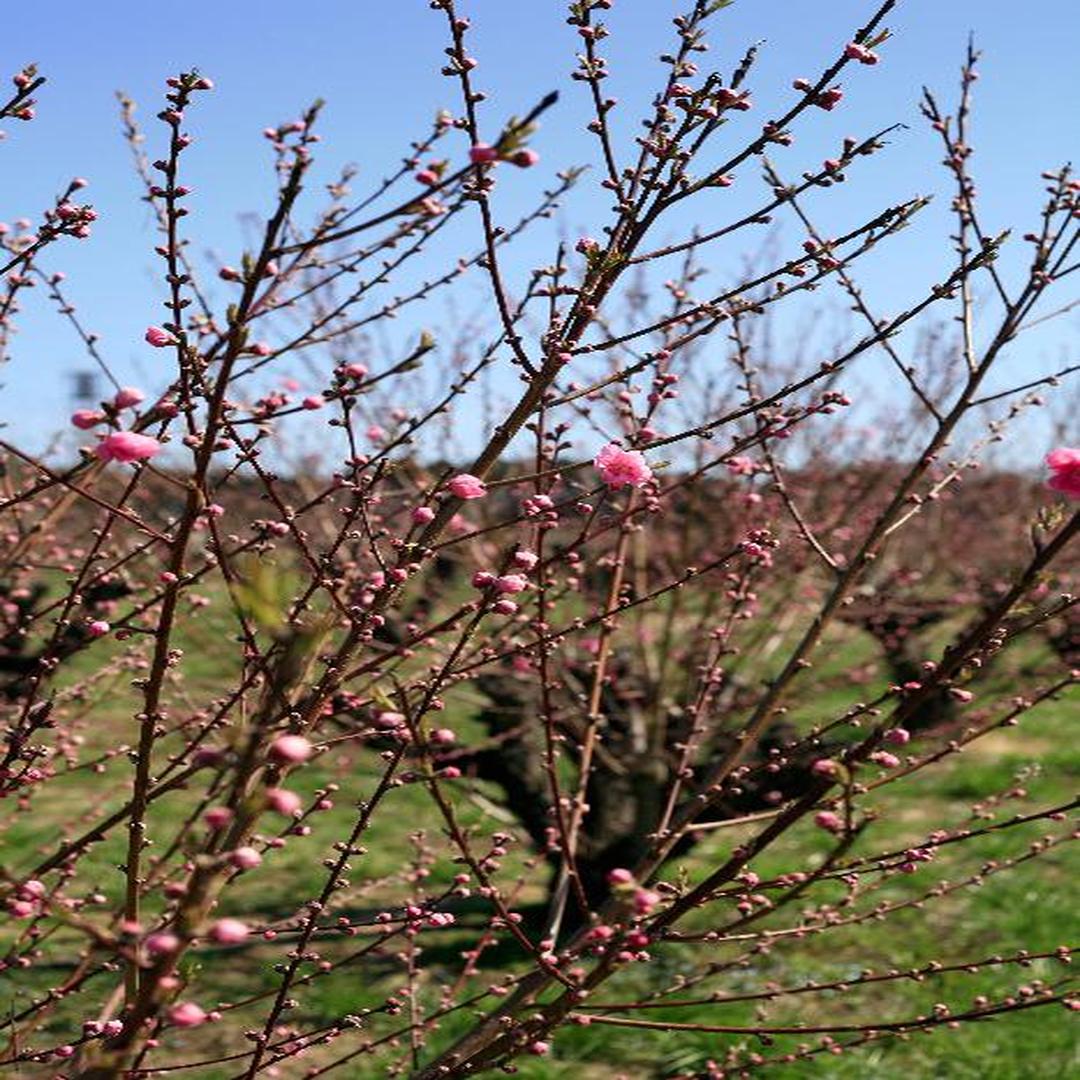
(1, 593, 1076, 1079)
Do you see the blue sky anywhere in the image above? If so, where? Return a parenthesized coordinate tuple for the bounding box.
(2, 0, 1077, 457)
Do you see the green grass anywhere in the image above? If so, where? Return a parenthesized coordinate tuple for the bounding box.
(1, 599, 1076, 1078)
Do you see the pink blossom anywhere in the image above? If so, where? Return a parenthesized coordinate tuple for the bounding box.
(209, 918, 250, 944)
(302, 395, 323, 410)
(145, 932, 181, 956)
(1046, 448, 1080, 499)
(17, 880, 45, 900)
(412, 506, 436, 525)
(814, 810, 844, 833)
(72, 409, 105, 429)
(633, 888, 660, 915)
(884, 727, 911, 746)
(266, 787, 303, 816)
(512, 550, 538, 570)
(113, 386, 145, 409)
(430, 728, 456, 745)
(844, 41, 879, 64)
(269, 734, 313, 764)
(815, 87, 844, 111)
(145, 325, 174, 348)
(607, 868, 634, 886)
(95, 431, 162, 464)
(495, 574, 528, 594)
(87, 620, 110, 638)
(869, 750, 901, 768)
(449, 473, 487, 500)
(204, 806, 233, 830)
(469, 143, 499, 164)
(726, 456, 757, 476)
(229, 846, 262, 870)
(595, 443, 653, 489)
(811, 758, 838, 777)
(168, 1002, 207, 1028)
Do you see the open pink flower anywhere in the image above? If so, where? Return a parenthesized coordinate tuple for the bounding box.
(95, 431, 162, 463)
(594, 443, 653, 489)
(1046, 448, 1080, 499)
(449, 473, 487, 500)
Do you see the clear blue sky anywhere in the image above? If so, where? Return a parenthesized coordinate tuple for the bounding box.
(3, 0, 1077, 456)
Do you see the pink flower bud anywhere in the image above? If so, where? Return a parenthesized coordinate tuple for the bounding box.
(268, 734, 313, 765)
(145, 325, 174, 348)
(814, 810, 843, 833)
(1046, 448, 1080, 498)
(87, 620, 110, 638)
(509, 149, 540, 168)
(209, 918, 250, 944)
(449, 473, 487, 500)
(71, 409, 105, 429)
(884, 727, 911, 746)
(18, 879, 46, 900)
(266, 787, 303, 816)
(412, 506, 436, 524)
(204, 806, 233, 830)
(469, 143, 499, 164)
(95, 431, 162, 464)
(113, 386, 145, 409)
(494, 574, 528, 594)
(145, 932, 181, 956)
(168, 1002, 207, 1028)
(229, 846, 262, 870)
(633, 889, 660, 915)
(607, 868, 634, 886)
(869, 750, 901, 768)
